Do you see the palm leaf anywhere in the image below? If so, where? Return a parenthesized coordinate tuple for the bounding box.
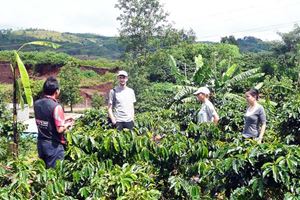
(225, 68, 261, 87)
(14, 51, 33, 107)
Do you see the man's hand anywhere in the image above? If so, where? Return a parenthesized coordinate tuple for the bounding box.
(111, 117, 117, 125)
(65, 117, 75, 129)
(255, 137, 262, 144)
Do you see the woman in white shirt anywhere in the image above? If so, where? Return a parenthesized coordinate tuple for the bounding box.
(194, 87, 219, 125)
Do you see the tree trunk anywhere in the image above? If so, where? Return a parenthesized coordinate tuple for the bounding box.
(12, 64, 18, 157)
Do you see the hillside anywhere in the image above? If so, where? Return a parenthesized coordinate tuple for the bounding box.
(0, 29, 276, 57)
(0, 29, 125, 59)
(237, 36, 273, 53)
(220, 35, 273, 53)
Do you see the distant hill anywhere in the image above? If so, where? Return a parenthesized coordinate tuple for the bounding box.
(220, 35, 273, 53)
(0, 29, 274, 59)
(0, 29, 125, 59)
(236, 36, 272, 53)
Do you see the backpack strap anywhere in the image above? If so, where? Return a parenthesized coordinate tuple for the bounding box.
(112, 88, 116, 108)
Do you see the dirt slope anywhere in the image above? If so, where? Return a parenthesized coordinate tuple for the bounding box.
(0, 62, 118, 108)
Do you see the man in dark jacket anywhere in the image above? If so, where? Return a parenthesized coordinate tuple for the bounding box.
(34, 77, 74, 168)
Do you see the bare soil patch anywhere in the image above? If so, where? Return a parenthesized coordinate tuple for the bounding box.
(0, 63, 117, 108)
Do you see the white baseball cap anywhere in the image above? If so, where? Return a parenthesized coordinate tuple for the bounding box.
(117, 70, 128, 77)
(193, 87, 210, 95)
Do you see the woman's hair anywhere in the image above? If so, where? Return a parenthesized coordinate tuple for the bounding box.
(246, 88, 259, 100)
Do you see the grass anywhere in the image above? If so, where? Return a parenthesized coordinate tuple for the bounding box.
(79, 72, 115, 87)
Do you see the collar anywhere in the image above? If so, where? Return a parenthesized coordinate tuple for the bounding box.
(44, 95, 58, 102)
(117, 85, 127, 90)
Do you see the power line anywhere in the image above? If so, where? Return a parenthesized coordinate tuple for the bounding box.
(198, 20, 300, 40)
(199, 0, 300, 19)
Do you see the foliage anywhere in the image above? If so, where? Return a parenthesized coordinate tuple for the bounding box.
(115, 0, 169, 58)
(78, 70, 98, 79)
(221, 35, 238, 46)
(91, 93, 105, 109)
(78, 57, 125, 68)
(146, 51, 182, 83)
(0, 29, 125, 59)
(278, 93, 300, 144)
(58, 61, 82, 112)
(124, 57, 151, 96)
(30, 79, 44, 101)
(2, 105, 300, 199)
(0, 97, 13, 138)
(75, 108, 112, 130)
(0, 100, 26, 160)
(135, 82, 177, 113)
(0, 85, 12, 103)
(2, 23, 300, 200)
(236, 36, 272, 53)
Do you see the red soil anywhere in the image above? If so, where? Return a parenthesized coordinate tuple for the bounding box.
(0, 62, 117, 107)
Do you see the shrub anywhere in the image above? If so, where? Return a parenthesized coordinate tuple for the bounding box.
(91, 93, 105, 109)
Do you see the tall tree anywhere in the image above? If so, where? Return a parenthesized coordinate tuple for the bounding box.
(220, 35, 238, 46)
(58, 61, 82, 112)
(115, 0, 169, 58)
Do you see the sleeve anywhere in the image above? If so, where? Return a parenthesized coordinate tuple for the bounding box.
(132, 90, 136, 103)
(259, 106, 267, 124)
(207, 102, 217, 117)
(53, 105, 65, 128)
(108, 89, 114, 105)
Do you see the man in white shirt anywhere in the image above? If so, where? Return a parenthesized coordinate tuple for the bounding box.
(108, 70, 136, 131)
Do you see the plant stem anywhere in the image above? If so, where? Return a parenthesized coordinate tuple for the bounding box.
(12, 63, 18, 157)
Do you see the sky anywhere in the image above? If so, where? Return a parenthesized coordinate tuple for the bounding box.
(1, 0, 300, 42)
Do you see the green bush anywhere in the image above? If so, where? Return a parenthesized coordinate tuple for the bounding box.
(91, 93, 105, 109)
(135, 82, 177, 113)
(30, 79, 44, 101)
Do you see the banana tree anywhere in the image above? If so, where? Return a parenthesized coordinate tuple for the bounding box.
(10, 41, 60, 157)
(170, 54, 264, 105)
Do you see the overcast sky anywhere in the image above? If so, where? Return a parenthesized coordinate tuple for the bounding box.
(1, 0, 300, 42)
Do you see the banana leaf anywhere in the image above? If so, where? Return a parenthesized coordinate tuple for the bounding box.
(169, 55, 185, 82)
(17, 41, 60, 51)
(14, 51, 33, 107)
(225, 68, 261, 87)
(16, 79, 25, 109)
(223, 63, 238, 81)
